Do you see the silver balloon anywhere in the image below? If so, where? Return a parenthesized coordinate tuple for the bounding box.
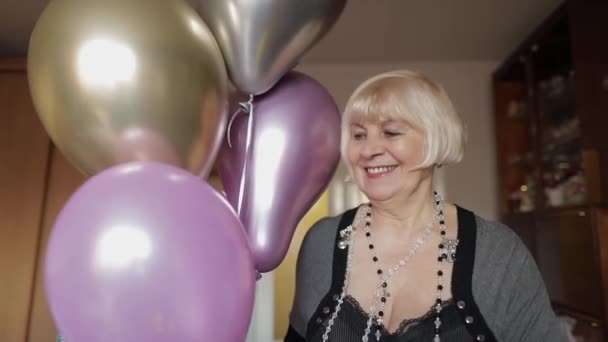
(198, 0, 347, 95)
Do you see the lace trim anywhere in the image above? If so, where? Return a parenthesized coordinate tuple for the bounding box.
(344, 295, 455, 335)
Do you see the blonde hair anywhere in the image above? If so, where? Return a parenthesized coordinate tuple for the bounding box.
(341, 70, 466, 170)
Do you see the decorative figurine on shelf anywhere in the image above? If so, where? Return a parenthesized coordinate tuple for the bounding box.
(563, 171, 587, 205)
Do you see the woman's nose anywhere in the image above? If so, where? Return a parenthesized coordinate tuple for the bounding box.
(360, 137, 384, 158)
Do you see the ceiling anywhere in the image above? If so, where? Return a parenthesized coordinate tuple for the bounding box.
(0, 0, 562, 63)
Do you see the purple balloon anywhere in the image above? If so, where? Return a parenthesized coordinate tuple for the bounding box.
(218, 71, 341, 272)
(45, 162, 255, 342)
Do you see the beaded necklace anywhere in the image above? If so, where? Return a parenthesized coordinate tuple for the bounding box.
(325, 192, 455, 342)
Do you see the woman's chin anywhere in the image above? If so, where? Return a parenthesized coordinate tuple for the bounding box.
(360, 189, 397, 203)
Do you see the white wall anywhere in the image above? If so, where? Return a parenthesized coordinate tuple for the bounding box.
(245, 272, 275, 342)
(297, 61, 500, 220)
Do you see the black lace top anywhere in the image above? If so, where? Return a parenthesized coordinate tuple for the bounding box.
(306, 295, 473, 342)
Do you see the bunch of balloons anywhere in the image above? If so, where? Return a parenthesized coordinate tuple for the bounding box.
(27, 0, 346, 341)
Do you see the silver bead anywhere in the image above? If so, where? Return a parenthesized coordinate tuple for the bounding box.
(434, 317, 442, 328)
(338, 239, 348, 249)
(476, 334, 486, 341)
(457, 300, 466, 309)
(465, 316, 474, 324)
(323, 306, 330, 314)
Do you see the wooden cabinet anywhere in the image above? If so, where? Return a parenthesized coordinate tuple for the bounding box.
(493, 1, 608, 340)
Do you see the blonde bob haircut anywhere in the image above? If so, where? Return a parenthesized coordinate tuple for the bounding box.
(341, 70, 466, 170)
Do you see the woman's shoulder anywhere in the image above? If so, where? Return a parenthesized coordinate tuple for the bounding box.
(454, 205, 536, 286)
(471, 211, 529, 260)
(451, 205, 529, 266)
(465, 207, 540, 298)
(303, 214, 341, 244)
(300, 206, 358, 252)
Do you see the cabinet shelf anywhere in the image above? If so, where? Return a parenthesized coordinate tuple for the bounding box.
(542, 133, 581, 156)
(506, 111, 531, 121)
(505, 151, 535, 167)
(541, 204, 590, 216)
(503, 204, 594, 221)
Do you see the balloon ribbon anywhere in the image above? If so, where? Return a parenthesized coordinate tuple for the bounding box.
(226, 94, 255, 215)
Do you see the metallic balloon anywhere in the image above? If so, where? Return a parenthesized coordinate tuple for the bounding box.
(198, 0, 347, 95)
(45, 161, 255, 342)
(217, 72, 341, 272)
(28, 0, 229, 178)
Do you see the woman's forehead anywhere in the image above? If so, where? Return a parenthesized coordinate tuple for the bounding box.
(349, 114, 407, 126)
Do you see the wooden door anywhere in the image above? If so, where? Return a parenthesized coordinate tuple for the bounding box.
(0, 61, 51, 341)
(27, 148, 85, 342)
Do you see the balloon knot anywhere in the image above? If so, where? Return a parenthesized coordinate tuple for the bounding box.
(226, 94, 254, 149)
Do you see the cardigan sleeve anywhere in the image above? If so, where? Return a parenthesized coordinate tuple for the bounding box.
(498, 245, 568, 341)
(473, 219, 569, 342)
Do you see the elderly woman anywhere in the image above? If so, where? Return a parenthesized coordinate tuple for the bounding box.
(284, 70, 567, 342)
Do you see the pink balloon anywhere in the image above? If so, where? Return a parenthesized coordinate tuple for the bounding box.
(217, 71, 341, 272)
(45, 161, 255, 342)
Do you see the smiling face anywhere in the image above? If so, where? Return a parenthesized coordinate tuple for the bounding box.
(346, 115, 432, 202)
(341, 70, 465, 203)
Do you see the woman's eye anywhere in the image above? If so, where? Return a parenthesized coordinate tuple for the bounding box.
(384, 131, 401, 137)
(352, 132, 366, 140)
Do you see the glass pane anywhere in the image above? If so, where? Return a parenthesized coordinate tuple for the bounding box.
(495, 59, 537, 215)
(534, 19, 587, 208)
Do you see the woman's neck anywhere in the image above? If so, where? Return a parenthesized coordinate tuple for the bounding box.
(368, 184, 437, 238)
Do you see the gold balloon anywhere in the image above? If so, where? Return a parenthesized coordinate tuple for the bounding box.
(27, 0, 228, 178)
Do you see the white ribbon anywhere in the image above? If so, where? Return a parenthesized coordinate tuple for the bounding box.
(226, 94, 255, 215)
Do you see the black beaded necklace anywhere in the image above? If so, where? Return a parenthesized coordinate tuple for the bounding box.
(362, 191, 451, 342)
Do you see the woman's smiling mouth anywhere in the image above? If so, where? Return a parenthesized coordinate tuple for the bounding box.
(365, 165, 398, 177)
